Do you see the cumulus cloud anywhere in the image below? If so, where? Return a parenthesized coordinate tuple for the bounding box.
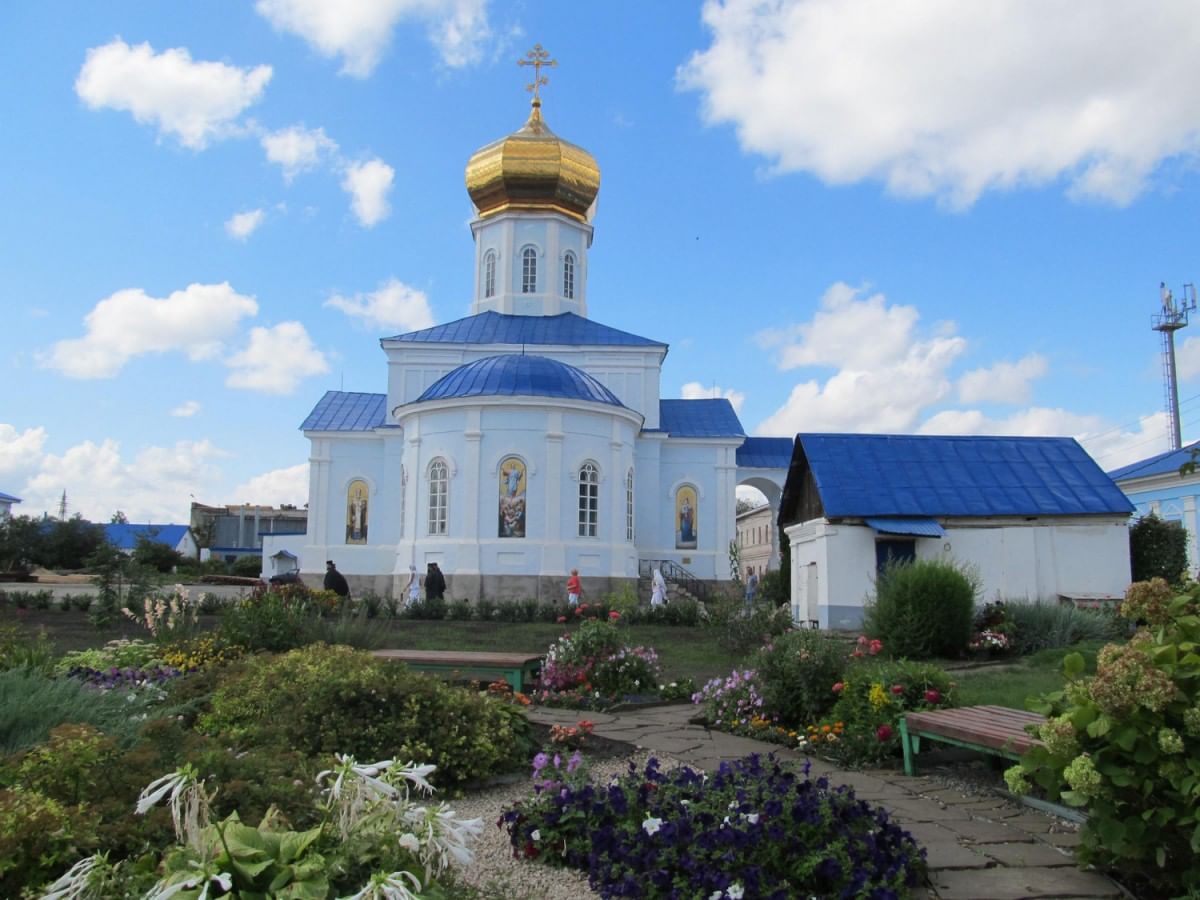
(170, 401, 201, 418)
(957, 354, 1048, 405)
(261, 125, 339, 180)
(681, 381, 746, 414)
(1175, 334, 1200, 382)
(42, 283, 259, 379)
(679, 0, 1200, 207)
(225, 208, 266, 240)
(325, 278, 435, 332)
(76, 39, 271, 149)
(225, 322, 329, 394)
(232, 462, 310, 507)
(255, 0, 490, 77)
(341, 158, 394, 226)
(0, 425, 47, 480)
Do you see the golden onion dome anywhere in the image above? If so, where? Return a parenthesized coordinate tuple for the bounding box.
(465, 99, 601, 223)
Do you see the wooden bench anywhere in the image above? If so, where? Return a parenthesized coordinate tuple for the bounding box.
(371, 649, 543, 692)
(899, 705, 1045, 777)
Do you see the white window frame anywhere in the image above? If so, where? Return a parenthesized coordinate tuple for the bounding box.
(522, 247, 537, 294)
(625, 468, 634, 542)
(484, 250, 496, 298)
(428, 458, 448, 535)
(578, 461, 599, 538)
(563, 251, 576, 299)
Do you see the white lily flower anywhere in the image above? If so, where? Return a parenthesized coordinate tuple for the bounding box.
(135, 766, 211, 850)
(398, 833, 420, 854)
(394, 761, 437, 796)
(136, 769, 193, 816)
(339, 870, 423, 900)
(39, 853, 103, 900)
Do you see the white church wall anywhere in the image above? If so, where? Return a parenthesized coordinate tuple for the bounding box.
(646, 440, 735, 580)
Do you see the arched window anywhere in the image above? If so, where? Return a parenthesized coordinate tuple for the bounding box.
(484, 250, 496, 298)
(522, 247, 537, 294)
(625, 468, 634, 543)
(428, 458, 448, 535)
(563, 252, 576, 299)
(578, 462, 599, 537)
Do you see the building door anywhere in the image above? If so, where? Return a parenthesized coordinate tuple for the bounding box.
(875, 539, 915, 571)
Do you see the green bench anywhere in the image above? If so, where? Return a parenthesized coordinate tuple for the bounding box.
(372, 649, 543, 692)
(899, 705, 1045, 777)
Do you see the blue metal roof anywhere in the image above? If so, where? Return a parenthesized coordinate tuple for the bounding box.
(796, 433, 1134, 518)
(657, 399, 746, 438)
(385, 311, 665, 348)
(0, 491, 21, 503)
(865, 517, 946, 538)
(417, 355, 625, 406)
(301, 391, 387, 432)
(1107, 440, 1200, 482)
(105, 523, 192, 551)
(737, 436, 793, 468)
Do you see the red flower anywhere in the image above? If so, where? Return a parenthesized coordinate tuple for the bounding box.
(557, 616, 567, 623)
(609, 611, 620, 620)
(890, 684, 905, 695)
(924, 689, 942, 704)
(574, 607, 583, 616)
(868, 639, 883, 655)
(876, 724, 894, 742)
(832, 682, 844, 694)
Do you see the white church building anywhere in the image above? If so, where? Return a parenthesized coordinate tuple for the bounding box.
(269, 88, 792, 601)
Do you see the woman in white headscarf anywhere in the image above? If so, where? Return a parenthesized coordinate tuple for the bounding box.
(650, 568, 667, 608)
(406, 564, 420, 609)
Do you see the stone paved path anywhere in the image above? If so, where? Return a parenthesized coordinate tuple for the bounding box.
(529, 704, 1123, 900)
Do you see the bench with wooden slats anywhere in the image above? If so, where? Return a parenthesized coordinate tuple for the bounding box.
(371, 649, 543, 692)
(898, 705, 1045, 776)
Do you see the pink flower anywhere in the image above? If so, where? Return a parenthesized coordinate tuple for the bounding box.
(856, 635, 869, 647)
(609, 611, 620, 620)
(868, 639, 883, 655)
(557, 616, 567, 623)
(890, 684, 905, 695)
(876, 724, 894, 742)
(832, 682, 844, 694)
(924, 689, 942, 704)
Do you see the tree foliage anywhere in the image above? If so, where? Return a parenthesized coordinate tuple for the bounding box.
(0, 515, 104, 571)
(1129, 513, 1188, 584)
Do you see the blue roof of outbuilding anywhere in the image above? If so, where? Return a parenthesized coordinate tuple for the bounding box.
(794, 433, 1134, 518)
(1107, 440, 1200, 482)
(105, 523, 191, 551)
(417, 355, 625, 406)
(654, 399, 745, 438)
(737, 436, 793, 468)
(0, 492, 21, 503)
(385, 311, 666, 348)
(301, 391, 387, 432)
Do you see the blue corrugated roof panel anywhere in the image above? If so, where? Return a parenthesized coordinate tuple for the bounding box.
(1107, 440, 1200, 481)
(417, 355, 625, 406)
(105, 523, 191, 551)
(0, 491, 21, 503)
(301, 391, 387, 432)
(799, 433, 1134, 517)
(385, 311, 666, 347)
(864, 517, 946, 537)
(737, 436, 793, 468)
(657, 399, 745, 438)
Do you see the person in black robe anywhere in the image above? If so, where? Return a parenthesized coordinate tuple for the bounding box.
(425, 562, 446, 601)
(324, 560, 350, 598)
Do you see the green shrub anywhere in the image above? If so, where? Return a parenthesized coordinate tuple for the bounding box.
(475, 598, 498, 621)
(753, 630, 847, 728)
(303, 604, 386, 650)
(231, 554, 263, 577)
(198, 644, 531, 789)
(0, 788, 97, 896)
(705, 596, 792, 654)
(0, 623, 55, 675)
(218, 590, 315, 652)
(1129, 513, 1188, 584)
(756, 569, 788, 606)
(447, 599, 473, 620)
(1007, 580, 1200, 897)
(403, 594, 446, 619)
(863, 558, 978, 659)
(55, 638, 162, 676)
(1003, 600, 1126, 656)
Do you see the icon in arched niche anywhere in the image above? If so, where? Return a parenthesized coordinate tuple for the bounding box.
(346, 479, 369, 544)
(498, 456, 526, 538)
(675, 485, 697, 549)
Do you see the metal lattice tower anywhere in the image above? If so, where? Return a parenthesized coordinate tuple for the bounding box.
(1152, 282, 1197, 451)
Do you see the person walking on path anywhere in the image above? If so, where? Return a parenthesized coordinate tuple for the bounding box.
(405, 564, 420, 609)
(566, 569, 582, 607)
(425, 562, 446, 601)
(650, 567, 667, 607)
(324, 560, 350, 598)
(744, 568, 759, 606)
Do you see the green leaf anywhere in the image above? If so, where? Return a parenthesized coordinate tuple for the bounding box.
(1192, 822, 1200, 853)
(1060, 790, 1090, 808)
(1158, 847, 1167, 867)
(1086, 716, 1111, 738)
(277, 826, 323, 863)
(1063, 652, 1085, 678)
(1114, 727, 1139, 752)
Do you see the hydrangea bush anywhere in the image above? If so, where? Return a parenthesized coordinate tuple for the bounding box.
(500, 753, 927, 899)
(1005, 580, 1200, 898)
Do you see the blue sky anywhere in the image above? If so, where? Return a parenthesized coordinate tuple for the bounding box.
(4, 0, 1200, 522)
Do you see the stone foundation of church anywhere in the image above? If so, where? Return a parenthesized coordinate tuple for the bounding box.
(302, 573, 725, 604)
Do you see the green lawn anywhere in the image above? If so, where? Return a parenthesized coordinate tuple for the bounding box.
(951, 642, 1106, 710)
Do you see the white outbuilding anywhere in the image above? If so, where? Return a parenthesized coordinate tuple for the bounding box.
(779, 433, 1135, 629)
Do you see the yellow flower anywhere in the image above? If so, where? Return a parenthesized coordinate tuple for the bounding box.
(868, 683, 889, 711)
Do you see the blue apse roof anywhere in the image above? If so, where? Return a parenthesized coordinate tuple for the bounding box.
(737, 436, 794, 468)
(417, 355, 625, 406)
(864, 517, 947, 538)
(105, 523, 191, 551)
(1107, 440, 1200, 482)
(385, 311, 666, 348)
(797, 433, 1135, 518)
(657, 399, 746, 438)
(301, 391, 387, 432)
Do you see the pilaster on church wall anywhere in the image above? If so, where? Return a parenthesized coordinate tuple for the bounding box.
(460, 409, 483, 574)
(541, 410, 566, 576)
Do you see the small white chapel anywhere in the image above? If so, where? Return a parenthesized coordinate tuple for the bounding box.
(270, 49, 793, 600)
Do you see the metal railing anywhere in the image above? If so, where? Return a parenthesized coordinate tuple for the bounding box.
(638, 558, 709, 602)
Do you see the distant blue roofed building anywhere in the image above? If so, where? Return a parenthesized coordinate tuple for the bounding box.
(104, 523, 198, 559)
(284, 95, 793, 601)
(779, 434, 1134, 629)
(1108, 440, 1200, 576)
(0, 492, 21, 520)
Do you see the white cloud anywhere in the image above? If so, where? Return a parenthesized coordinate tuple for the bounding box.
(170, 401, 201, 418)
(681, 381, 746, 414)
(232, 462, 310, 507)
(225, 322, 330, 394)
(76, 39, 271, 149)
(680, 0, 1200, 207)
(325, 278, 435, 332)
(1176, 335, 1200, 381)
(42, 283, 259, 379)
(261, 125, 339, 180)
(341, 158, 394, 226)
(255, 0, 490, 77)
(225, 208, 266, 240)
(0, 425, 47, 480)
(957, 354, 1048, 405)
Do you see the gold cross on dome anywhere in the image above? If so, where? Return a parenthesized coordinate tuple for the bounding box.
(518, 43, 557, 102)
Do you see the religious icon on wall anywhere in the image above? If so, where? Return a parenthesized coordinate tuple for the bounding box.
(498, 456, 527, 538)
(346, 479, 369, 544)
(675, 485, 697, 550)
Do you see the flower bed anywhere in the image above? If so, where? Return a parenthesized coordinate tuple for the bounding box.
(531, 618, 670, 709)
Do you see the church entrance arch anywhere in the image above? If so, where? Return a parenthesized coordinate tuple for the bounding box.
(735, 476, 784, 574)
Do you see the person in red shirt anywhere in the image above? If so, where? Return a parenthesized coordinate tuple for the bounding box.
(566, 569, 582, 606)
